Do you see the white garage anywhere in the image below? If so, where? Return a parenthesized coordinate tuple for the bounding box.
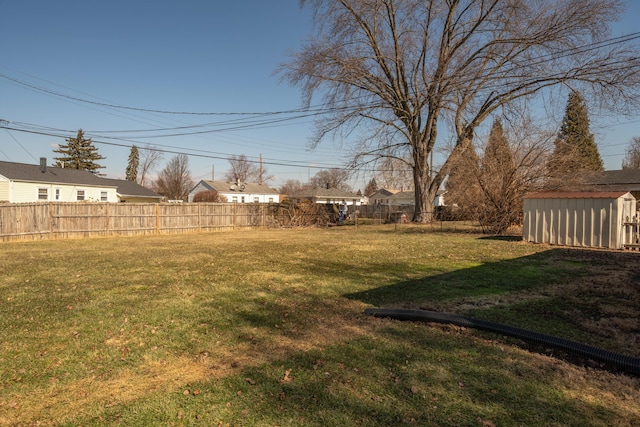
(522, 191, 637, 250)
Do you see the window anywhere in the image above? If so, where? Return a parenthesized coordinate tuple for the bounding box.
(232, 196, 238, 203)
(55, 188, 61, 201)
(76, 190, 85, 201)
(38, 188, 48, 201)
(241, 196, 245, 203)
(254, 197, 259, 203)
(268, 197, 274, 203)
(100, 191, 108, 202)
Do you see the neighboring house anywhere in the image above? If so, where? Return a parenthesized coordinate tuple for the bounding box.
(100, 178, 163, 203)
(188, 180, 280, 203)
(368, 188, 401, 205)
(582, 169, 640, 200)
(288, 187, 364, 206)
(0, 158, 118, 203)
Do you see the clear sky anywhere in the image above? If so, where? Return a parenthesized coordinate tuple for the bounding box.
(1, 1, 639, 192)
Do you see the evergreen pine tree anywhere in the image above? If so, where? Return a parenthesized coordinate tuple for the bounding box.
(53, 129, 105, 172)
(548, 91, 603, 182)
(445, 143, 482, 220)
(364, 177, 378, 196)
(478, 119, 519, 234)
(126, 145, 140, 182)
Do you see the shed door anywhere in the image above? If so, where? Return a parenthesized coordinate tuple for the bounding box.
(623, 197, 634, 222)
(622, 197, 635, 247)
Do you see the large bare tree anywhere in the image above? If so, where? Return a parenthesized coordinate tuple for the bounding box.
(138, 145, 164, 187)
(309, 168, 353, 191)
(377, 157, 413, 190)
(282, 0, 640, 222)
(223, 154, 273, 184)
(622, 136, 640, 169)
(153, 154, 194, 201)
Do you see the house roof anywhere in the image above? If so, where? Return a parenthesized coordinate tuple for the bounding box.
(99, 178, 162, 199)
(523, 191, 633, 199)
(195, 180, 279, 195)
(0, 160, 115, 187)
(368, 188, 401, 198)
(582, 169, 640, 191)
(387, 190, 415, 202)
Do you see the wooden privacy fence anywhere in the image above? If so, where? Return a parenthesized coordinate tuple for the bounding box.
(0, 202, 283, 242)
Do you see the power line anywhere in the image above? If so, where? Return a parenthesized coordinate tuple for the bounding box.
(0, 71, 354, 117)
(0, 123, 350, 172)
(3, 128, 37, 162)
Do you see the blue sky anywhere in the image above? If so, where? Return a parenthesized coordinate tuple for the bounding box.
(1, 1, 639, 192)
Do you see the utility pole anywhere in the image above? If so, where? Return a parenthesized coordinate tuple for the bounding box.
(259, 153, 263, 185)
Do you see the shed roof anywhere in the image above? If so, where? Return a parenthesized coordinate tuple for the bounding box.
(523, 191, 633, 199)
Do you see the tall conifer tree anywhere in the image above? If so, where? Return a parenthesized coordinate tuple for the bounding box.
(364, 177, 378, 196)
(126, 145, 140, 182)
(478, 119, 519, 234)
(548, 91, 603, 181)
(445, 143, 481, 220)
(53, 129, 105, 172)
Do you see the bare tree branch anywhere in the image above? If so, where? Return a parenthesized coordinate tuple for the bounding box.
(283, 0, 640, 222)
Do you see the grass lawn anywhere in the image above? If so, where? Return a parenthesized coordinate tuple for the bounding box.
(0, 225, 638, 426)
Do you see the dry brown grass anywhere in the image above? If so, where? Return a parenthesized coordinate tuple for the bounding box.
(1, 227, 639, 426)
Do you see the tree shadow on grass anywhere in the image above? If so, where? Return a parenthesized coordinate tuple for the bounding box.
(343, 249, 579, 308)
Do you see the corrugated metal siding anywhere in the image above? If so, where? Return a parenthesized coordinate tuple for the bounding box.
(523, 192, 635, 249)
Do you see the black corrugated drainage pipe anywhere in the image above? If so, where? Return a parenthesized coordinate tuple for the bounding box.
(364, 307, 640, 376)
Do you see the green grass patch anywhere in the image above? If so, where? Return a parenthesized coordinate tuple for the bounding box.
(0, 226, 638, 426)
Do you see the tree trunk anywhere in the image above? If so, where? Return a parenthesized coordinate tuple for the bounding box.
(412, 143, 435, 223)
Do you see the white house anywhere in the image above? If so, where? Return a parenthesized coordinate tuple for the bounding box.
(368, 188, 401, 205)
(0, 158, 119, 203)
(288, 187, 365, 206)
(0, 159, 161, 203)
(188, 180, 280, 203)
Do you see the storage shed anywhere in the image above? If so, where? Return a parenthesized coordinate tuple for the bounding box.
(522, 191, 637, 250)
